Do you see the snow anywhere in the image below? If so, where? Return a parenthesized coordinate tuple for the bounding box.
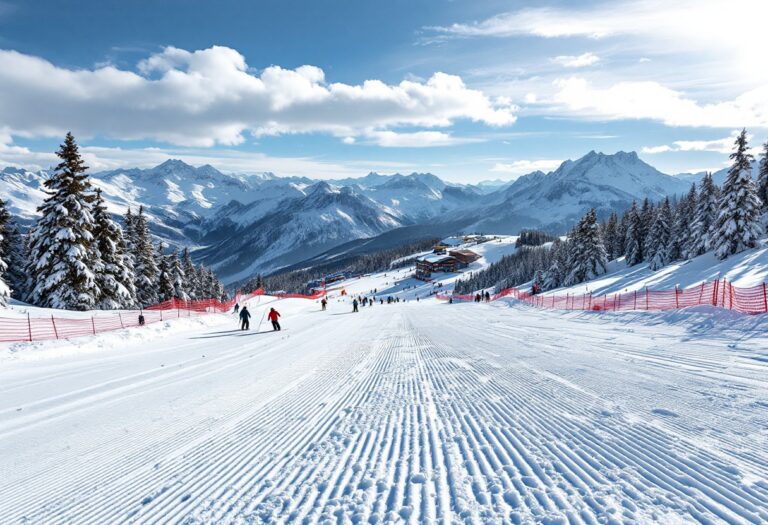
(0, 284, 766, 523)
(543, 239, 768, 297)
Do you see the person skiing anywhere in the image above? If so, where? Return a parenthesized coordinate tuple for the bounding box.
(138, 313, 145, 326)
(234, 303, 240, 314)
(485, 291, 491, 302)
(352, 298, 359, 312)
(268, 308, 281, 331)
(239, 306, 251, 330)
(321, 298, 327, 311)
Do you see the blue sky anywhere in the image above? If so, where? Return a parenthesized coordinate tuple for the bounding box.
(1, 0, 767, 182)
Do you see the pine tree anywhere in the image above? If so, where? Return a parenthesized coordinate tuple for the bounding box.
(543, 239, 566, 289)
(133, 206, 159, 306)
(639, 198, 654, 260)
(647, 198, 673, 271)
(0, 202, 25, 301)
(602, 212, 620, 260)
(689, 173, 720, 257)
(92, 189, 136, 309)
(156, 242, 175, 302)
(757, 140, 768, 213)
(711, 129, 764, 259)
(567, 208, 607, 284)
(195, 265, 208, 298)
(0, 199, 11, 306)
(25, 132, 100, 310)
(616, 209, 630, 259)
(180, 248, 197, 299)
(670, 184, 696, 261)
(625, 201, 644, 266)
(168, 249, 188, 301)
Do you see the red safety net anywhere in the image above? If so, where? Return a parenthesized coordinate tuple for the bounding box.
(0, 286, 285, 343)
(438, 279, 768, 315)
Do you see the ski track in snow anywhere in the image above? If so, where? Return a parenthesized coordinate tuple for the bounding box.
(0, 299, 766, 524)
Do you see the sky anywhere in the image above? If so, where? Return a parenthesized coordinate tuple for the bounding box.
(1, 0, 767, 183)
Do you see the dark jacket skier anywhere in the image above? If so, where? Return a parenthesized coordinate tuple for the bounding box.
(352, 299, 359, 312)
(239, 306, 251, 330)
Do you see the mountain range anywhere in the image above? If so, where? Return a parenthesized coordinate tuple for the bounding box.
(0, 151, 734, 284)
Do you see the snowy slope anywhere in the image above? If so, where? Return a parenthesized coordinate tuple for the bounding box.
(0, 284, 766, 523)
(540, 240, 768, 298)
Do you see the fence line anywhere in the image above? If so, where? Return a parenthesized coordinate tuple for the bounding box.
(0, 286, 326, 343)
(439, 279, 768, 315)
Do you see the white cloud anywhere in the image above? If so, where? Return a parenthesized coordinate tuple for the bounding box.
(428, 0, 768, 84)
(553, 77, 768, 128)
(642, 130, 758, 155)
(490, 159, 562, 176)
(364, 130, 482, 148)
(0, 46, 517, 148)
(551, 53, 600, 68)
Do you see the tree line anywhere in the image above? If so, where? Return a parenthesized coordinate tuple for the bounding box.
(457, 129, 768, 295)
(0, 133, 226, 310)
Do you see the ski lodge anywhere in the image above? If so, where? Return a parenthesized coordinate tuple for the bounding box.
(415, 250, 480, 280)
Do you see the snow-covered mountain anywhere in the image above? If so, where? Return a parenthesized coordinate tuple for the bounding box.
(0, 151, 718, 283)
(195, 182, 405, 282)
(468, 151, 692, 232)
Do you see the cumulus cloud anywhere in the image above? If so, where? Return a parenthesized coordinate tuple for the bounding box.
(0, 46, 516, 148)
(490, 159, 562, 176)
(553, 78, 768, 128)
(551, 53, 600, 68)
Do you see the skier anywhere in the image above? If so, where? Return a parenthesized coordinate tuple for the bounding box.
(234, 303, 240, 314)
(485, 291, 491, 302)
(321, 298, 327, 311)
(352, 298, 359, 312)
(268, 308, 281, 331)
(239, 306, 251, 330)
(138, 313, 145, 326)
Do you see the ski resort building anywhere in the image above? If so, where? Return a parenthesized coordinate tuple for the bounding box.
(415, 250, 480, 280)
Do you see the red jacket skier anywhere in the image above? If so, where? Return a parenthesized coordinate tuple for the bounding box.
(268, 308, 281, 331)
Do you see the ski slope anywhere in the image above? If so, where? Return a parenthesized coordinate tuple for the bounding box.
(1, 285, 766, 524)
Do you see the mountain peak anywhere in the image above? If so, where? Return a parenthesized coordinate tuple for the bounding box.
(155, 159, 194, 171)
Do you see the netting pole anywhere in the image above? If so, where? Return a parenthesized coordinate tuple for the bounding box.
(118, 312, 124, 329)
(566, 293, 570, 310)
(27, 313, 32, 342)
(711, 279, 718, 306)
(616, 293, 620, 311)
(51, 316, 58, 339)
(721, 279, 727, 308)
(729, 282, 733, 310)
(645, 287, 649, 310)
(633, 290, 637, 310)
(160, 310, 164, 322)
(675, 286, 679, 308)
(588, 293, 592, 310)
(91, 317, 96, 335)
(763, 283, 767, 313)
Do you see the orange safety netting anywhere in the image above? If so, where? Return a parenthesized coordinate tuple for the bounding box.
(438, 279, 768, 315)
(0, 286, 326, 343)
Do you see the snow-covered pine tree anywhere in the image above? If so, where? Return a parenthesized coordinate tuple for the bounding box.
(168, 249, 188, 301)
(122, 208, 136, 266)
(0, 204, 25, 300)
(92, 189, 137, 309)
(689, 173, 720, 258)
(616, 209, 630, 259)
(132, 206, 159, 307)
(625, 201, 644, 266)
(156, 242, 175, 302)
(0, 199, 11, 306)
(639, 198, 654, 261)
(603, 212, 620, 260)
(543, 238, 566, 289)
(647, 198, 673, 271)
(670, 184, 697, 261)
(180, 248, 197, 299)
(758, 140, 768, 213)
(195, 265, 209, 298)
(567, 208, 607, 284)
(25, 133, 101, 310)
(711, 129, 764, 260)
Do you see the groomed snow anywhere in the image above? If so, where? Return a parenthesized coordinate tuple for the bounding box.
(1, 281, 766, 523)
